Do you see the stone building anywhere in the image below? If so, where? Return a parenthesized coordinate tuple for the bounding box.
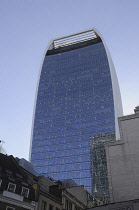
(0, 153, 103, 210)
(49, 179, 103, 209)
(17, 158, 62, 210)
(0, 154, 36, 210)
(105, 106, 139, 202)
(88, 199, 139, 210)
(18, 158, 94, 210)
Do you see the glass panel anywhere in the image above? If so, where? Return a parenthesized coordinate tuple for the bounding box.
(31, 41, 116, 196)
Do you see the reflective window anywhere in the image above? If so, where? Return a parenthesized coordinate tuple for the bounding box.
(31, 41, 116, 193)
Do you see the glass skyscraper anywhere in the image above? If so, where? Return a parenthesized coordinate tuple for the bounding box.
(30, 29, 123, 193)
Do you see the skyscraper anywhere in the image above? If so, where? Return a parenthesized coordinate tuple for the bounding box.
(30, 29, 123, 193)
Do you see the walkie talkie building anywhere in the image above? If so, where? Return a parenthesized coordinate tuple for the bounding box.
(30, 29, 123, 193)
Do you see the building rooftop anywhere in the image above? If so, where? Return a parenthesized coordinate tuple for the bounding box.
(17, 158, 38, 177)
(49, 29, 98, 50)
(0, 153, 35, 201)
(46, 29, 101, 55)
(57, 179, 78, 188)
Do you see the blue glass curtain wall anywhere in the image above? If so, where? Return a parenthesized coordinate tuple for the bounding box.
(31, 41, 115, 193)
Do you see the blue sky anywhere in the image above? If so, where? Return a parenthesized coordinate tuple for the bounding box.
(1, 0, 139, 159)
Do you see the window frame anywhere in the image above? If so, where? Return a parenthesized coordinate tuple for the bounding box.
(65, 200, 69, 210)
(41, 201, 47, 210)
(21, 187, 29, 198)
(49, 204, 54, 210)
(7, 182, 16, 193)
(69, 202, 72, 210)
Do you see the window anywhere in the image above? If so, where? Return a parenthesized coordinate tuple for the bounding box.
(49, 204, 53, 210)
(6, 206, 15, 210)
(69, 202, 72, 210)
(41, 201, 47, 210)
(7, 183, 16, 193)
(65, 200, 68, 210)
(21, 187, 29, 198)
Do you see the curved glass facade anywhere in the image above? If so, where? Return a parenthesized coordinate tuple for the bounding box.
(30, 29, 122, 193)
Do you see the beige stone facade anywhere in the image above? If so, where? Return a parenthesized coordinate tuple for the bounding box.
(37, 193, 62, 210)
(105, 108, 139, 202)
